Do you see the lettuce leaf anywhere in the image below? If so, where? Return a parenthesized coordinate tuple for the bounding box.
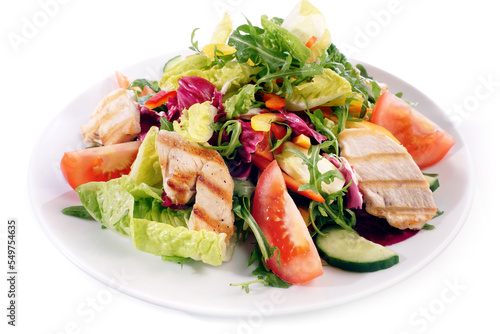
(223, 84, 256, 119)
(281, 0, 331, 62)
(132, 218, 226, 266)
(76, 175, 226, 265)
(76, 175, 178, 235)
(159, 54, 259, 95)
(285, 68, 352, 111)
(173, 101, 218, 142)
(158, 54, 213, 91)
(260, 15, 311, 65)
(77, 175, 148, 236)
(129, 126, 163, 188)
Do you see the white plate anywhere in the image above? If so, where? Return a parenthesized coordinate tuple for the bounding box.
(28, 52, 474, 317)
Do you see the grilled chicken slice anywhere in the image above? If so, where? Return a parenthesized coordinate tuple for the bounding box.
(338, 128, 437, 230)
(156, 130, 235, 242)
(81, 88, 141, 146)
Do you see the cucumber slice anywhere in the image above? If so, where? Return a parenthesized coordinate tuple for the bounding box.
(315, 226, 399, 272)
(163, 55, 184, 72)
(423, 173, 440, 192)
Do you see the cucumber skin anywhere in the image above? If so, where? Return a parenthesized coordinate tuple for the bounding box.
(315, 227, 399, 273)
(317, 246, 399, 273)
(423, 174, 440, 192)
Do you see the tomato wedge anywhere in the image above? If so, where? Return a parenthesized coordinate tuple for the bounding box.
(371, 91, 455, 169)
(254, 134, 274, 161)
(252, 160, 323, 284)
(60, 141, 141, 189)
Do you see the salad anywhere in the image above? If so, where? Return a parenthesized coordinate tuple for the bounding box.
(60, 0, 455, 291)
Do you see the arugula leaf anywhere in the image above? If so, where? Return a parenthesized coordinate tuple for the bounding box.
(286, 145, 355, 233)
(188, 28, 202, 54)
(233, 178, 256, 198)
(256, 55, 323, 98)
(268, 122, 292, 153)
(161, 255, 192, 268)
(201, 120, 242, 159)
(422, 223, 435, 230)
(305, 108, 339, 154)
(128, 78, 161, 93)
(62, 205, 94, 220)
(322, 43, 382, 116)
(228, 20, 287, 73)
(160, 117, 174, 132)
(232, 195, 277, 261)
(227, 16, 323, 99)
(230, 244, 291, 293)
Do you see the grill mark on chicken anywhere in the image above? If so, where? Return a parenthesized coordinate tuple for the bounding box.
(197, 174, 232, 202)
(100, 105, 125, 123)
(166, 177, 191, 197)
(339, 128, 437, 230)
(191, 206, 233, 236)
(166, 171, 197, 198)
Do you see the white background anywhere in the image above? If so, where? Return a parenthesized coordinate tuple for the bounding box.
(2, 0, 499, 333)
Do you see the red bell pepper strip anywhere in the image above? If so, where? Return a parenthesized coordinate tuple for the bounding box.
(263, 93, 286, 110)
(144, 90, 177, 110)
(305, 36, 317, 48)
(270, 123, 288, 155)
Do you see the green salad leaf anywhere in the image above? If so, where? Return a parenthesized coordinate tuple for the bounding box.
(61, 206, 94, 220)
(260, 15, 311, 65)
(129, 126, 163, 188)
(76, 175, 227, 265)
(133, 218, 226, 266)
(223, 84, 256, 119)
(173, 101, 218, 143)
(159, 54, 259, 95)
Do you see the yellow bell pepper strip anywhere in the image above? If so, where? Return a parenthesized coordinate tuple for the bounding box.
(251, 113, 281, 132)
(292, 134, 311, 149)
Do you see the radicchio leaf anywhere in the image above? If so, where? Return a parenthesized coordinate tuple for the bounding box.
(323, 154, 363, 209)
(163, 76, 226, 122)
(279, 110, 327, 144)
(138, 105, 166, 140)
(238, 120, 265, 163)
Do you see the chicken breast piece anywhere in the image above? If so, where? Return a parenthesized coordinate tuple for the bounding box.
(156, 130, 235, 242)
(81, 88, 141, 146)
(338, 128, 437, 230)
